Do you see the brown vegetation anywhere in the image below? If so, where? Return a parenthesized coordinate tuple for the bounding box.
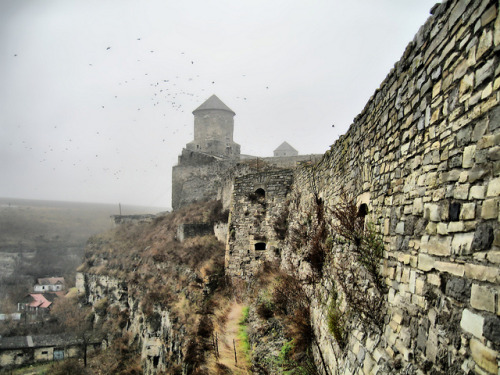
(80, 200, 229, 374)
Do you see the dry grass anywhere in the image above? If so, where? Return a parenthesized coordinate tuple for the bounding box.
(80, 200, 229, 374)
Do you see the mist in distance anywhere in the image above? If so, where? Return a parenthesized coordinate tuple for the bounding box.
(0, 0, 439, 209)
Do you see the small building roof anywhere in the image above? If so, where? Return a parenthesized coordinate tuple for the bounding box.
(22, 294, 53, 309)
(0, 333, 101, 350)
(192, 94, 235, 115)
(36, 277, 65, 286)
(274, 141, 298, 153)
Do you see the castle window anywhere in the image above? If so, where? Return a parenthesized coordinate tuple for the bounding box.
(255, 188, 265, 199)
(255, 242, 266, 251)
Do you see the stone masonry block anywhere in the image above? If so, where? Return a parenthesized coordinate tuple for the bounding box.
(469, 338, 498, 374)
(471, 284, 496, 313)
(463, 145, 476, 168)
(445, 276, 471, 302)
(460, 202, 476, 220)
(424, 203, 440, 222)
(471, 223, 494, 251)
(418, 253, 435, 271)
(421, 235, 452, 256)
(461, 308, 484, 338)
(454, 184, 470, 200)
(481, 198, 498, 219)
(486, 177, 500, 197)
(469, 185, 486, 199)
(435, 261, 465, 277)
(465, 264, 500, 283)
(452, 232, 474, 255)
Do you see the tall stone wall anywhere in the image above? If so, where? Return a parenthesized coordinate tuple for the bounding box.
(226, 0, 500, 373)
(225, 170, 294, 278)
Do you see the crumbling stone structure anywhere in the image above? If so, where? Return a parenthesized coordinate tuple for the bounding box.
(225, 170, 294, 278)
(226, 0, 500, 373)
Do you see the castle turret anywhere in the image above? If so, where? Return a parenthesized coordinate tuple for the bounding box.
(185, 95, 240, 158)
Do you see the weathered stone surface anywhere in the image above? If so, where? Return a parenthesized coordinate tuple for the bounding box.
(452, 232, 474, 255)
(486, 177, 500, 197)
(471, 223, 494, 251)
(471, 284, 496, 313)
(483, 315, 500, 344)
(421, 235, 452, 256)
(445, 276, 471, 302)
(469, 338, 498, 374)
(461, 308, 484, 338)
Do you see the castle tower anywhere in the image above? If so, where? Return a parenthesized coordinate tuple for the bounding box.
(185, 95, 240, 158)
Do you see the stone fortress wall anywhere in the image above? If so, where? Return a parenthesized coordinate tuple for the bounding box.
(171, 94, 322, 210)
(225, 0, 500, 373)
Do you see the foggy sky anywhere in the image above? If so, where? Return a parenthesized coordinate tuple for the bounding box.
(0, 0, 439, 209)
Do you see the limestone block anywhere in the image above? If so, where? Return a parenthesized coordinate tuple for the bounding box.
(470, 284, 496, 313)
(415, 278, 426, 295)
(461, 308, 484, 338)
(481, 5, 497, 26)
(448, 221, 465, 232)
(481, 82, 493, 99)
(476, 30, 493, 60)
(486, 251, 500, 264)
(481, 198, 498, 219)
(426, 222, 437, 235)
(396, 222, 405, 234)
(463, 145, 476, 168)
(421, 235, 452, 256)
(486, 177, 500, 197)
(424, 203, 440, 221)
(460, 73, 474, 95)
(470, 338, 498, 374)
(460, 202, 476, 220)
(470, 185, 486, 199)
(435, 261, 465, 277)
(454, 184, 470, 200)
(465, 263, 500, 283)
(452, 232, 475, 255)
(437, 222, 448, 235)
(418, 253, 435, 271)
(427, 273, 441, 286)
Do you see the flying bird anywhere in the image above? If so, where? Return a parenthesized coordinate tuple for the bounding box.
(106, 47, 111, 50)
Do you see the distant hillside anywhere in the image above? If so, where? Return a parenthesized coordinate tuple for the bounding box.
(0, 198, 166, 307)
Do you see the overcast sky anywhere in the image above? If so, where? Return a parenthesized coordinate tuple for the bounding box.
(1, 0, 439, 209)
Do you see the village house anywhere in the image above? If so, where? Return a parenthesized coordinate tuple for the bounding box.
(0, 333, 101, 369)
(34, 277, 65, 292)
(17, 293, 61, 317)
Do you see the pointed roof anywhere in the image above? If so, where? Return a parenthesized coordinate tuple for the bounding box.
(274, 141, 298, 152)
(193, 94, 235, 115)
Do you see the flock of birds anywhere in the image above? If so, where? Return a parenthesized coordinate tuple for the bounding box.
(6, 35, 277, 192)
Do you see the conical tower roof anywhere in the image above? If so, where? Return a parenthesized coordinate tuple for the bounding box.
(274, 141, 298, 153)
(192, 94, 235, 115)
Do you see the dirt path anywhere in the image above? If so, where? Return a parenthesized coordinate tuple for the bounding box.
(213, 301, 250, 374)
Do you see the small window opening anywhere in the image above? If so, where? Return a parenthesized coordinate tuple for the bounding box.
(255, 242, 266, 250)
(153, 356, 160, 368)
(358, 203, 368, 218)
(255, 188, 265, 199)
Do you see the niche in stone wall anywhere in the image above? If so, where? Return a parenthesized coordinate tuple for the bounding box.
(255, 242, 267, 250)
(255, 188, 265, 198)
(358, 203, 369, 218)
